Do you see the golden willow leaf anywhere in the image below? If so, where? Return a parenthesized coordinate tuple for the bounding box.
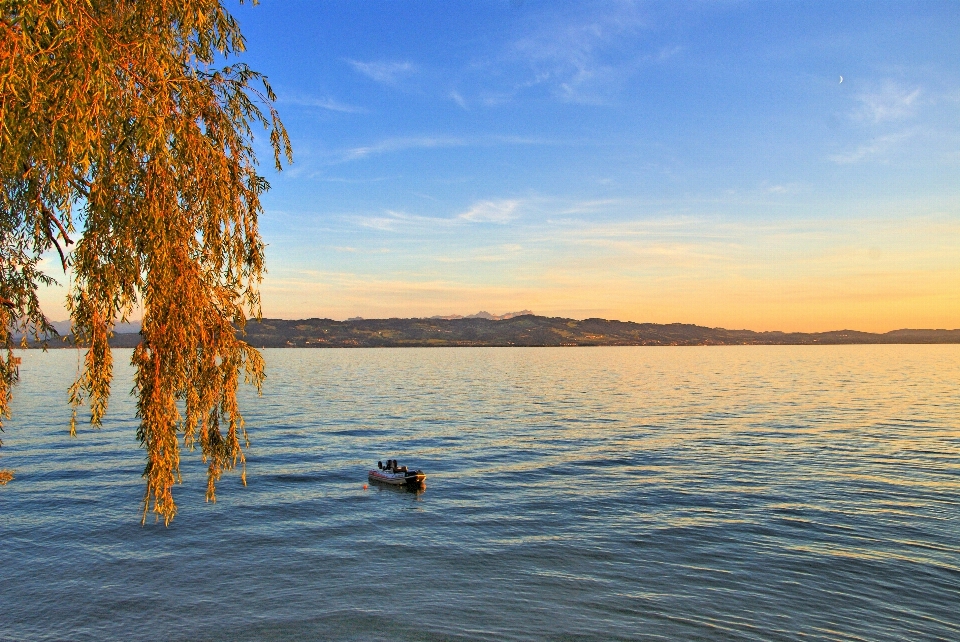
(0, 0, 291, 524)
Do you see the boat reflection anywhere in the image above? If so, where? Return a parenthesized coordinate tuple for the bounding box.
(369, 477, 427, 496)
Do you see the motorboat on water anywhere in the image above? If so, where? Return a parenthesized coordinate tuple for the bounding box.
(368, 459, 426, 486)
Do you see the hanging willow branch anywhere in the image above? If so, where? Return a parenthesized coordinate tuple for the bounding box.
(0, 0, 291, 524)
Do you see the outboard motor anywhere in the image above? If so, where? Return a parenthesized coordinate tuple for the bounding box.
(378, 461, 383, 470)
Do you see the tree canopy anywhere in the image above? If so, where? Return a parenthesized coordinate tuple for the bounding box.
(0, 0, 291, 524)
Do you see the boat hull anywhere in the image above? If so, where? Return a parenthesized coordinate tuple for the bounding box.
(368, 469, 426, 486)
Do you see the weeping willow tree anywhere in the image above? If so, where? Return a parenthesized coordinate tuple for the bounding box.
(0, 0, 291, 524)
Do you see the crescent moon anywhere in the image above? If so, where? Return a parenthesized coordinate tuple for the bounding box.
(839, 75, 843, 84)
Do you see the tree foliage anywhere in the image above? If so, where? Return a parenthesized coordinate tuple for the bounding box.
(0, 0, 290, 523)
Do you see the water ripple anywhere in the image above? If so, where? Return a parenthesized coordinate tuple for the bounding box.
(1, 345, 959, 641)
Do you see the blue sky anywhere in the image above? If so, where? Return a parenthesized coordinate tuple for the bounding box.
(43, 1, 960, 331)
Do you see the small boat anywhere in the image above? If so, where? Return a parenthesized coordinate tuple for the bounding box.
(368, 459, 426, 486)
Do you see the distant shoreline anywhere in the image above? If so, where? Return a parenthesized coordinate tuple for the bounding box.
(22, 315, 960, 348)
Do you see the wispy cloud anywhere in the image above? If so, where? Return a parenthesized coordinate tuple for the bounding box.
(502, 4, 655, 104)
(557, 199, 621, 215)
(450, 90, 468, 110)
(280, 95, 367, 114)
(338, 134, 558, 162)
(832, 81, 924, 164)
(855, 81, 921, 123)
(655, 45, 682, 62)
(762, 182, 802, 195)
(347, 59, 417, 85)
(342, 136, 465, 161)
(316, 175, 393, 184)
(343, 199, 529, 232)
(829, 130, 915, 164)
(434, 243, 525, 264)
(351, 209, 455, 232)
(459, 199, 521, 223)
(354, 212, 409, 232)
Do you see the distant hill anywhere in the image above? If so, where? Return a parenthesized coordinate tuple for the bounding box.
(46, 320, 142, 335)
(23, 315, 960, 348)
(236, 315, 960, 347)
(238, 314, 960, 348)
(428, 310, 534, 321)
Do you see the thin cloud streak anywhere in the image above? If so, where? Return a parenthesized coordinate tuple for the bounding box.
(450, 90, 468, 110)
(498, 2, 665, 104)
(829, 130, 916, 164)
(342, 136, 466, 161)
(855, 81, 922, 123)
(280, 95, 368, 114)
(346, 59, 417, 85)
(337, 134, 561, 162)
(350, 209, 458, 232)
(459, 200, 520, 223)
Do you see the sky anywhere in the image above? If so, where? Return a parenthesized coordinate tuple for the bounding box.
(42, 1, 960, 332)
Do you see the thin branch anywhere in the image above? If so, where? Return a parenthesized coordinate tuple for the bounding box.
(42, 206, 74, 246)
(48, 234, 69, 272)
(69, 176, 91, 198)
(38, 206, 72, 272)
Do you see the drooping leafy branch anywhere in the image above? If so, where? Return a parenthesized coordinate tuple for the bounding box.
(0, 0, 291, 523)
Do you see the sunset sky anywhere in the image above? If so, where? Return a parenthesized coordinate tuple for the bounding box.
(42, 1, 960, 332)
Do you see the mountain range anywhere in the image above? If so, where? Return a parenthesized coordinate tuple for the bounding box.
(25, 314, 960, 348)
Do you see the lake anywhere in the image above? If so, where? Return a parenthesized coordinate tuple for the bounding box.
(1, 346, 958, 641)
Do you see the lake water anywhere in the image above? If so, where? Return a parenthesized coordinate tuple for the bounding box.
(1, 346, 958, 641)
